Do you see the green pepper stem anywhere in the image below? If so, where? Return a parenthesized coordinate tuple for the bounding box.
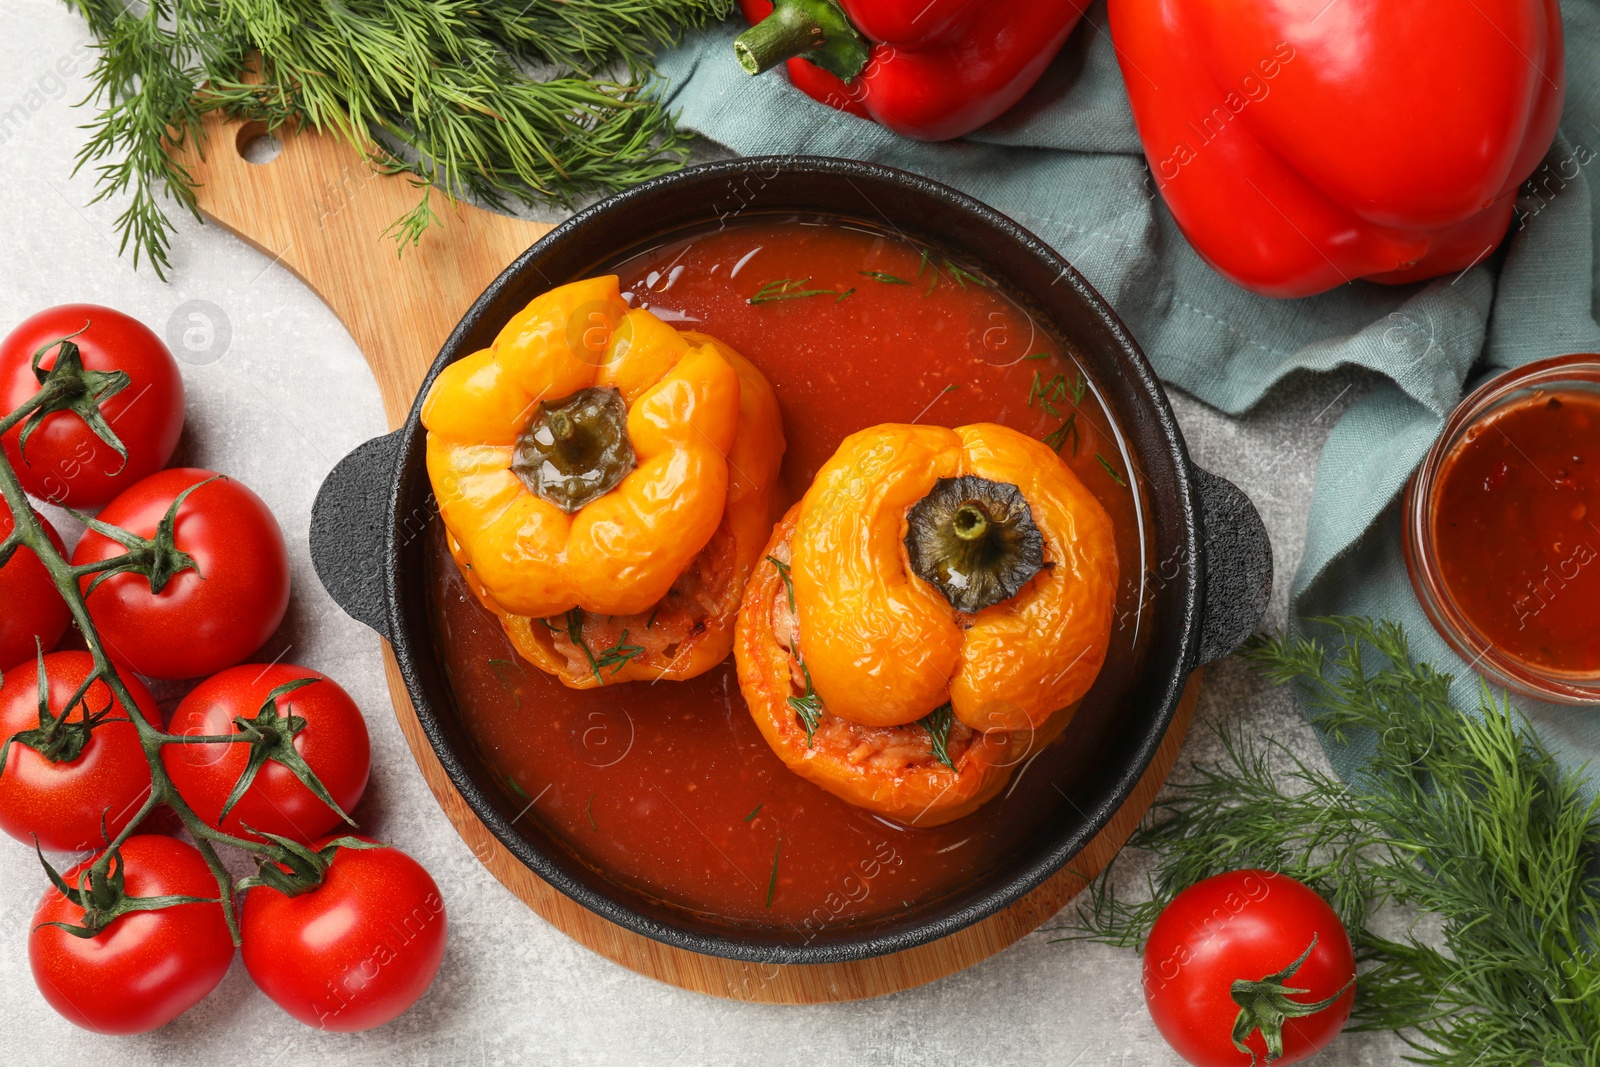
(734, 4, 825, 75)
(952, 504, 990, 542)
(733, 0, 871, 81)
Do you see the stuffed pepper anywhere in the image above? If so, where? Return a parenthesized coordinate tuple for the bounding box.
(735, 422, 1117, 825)
(425, 276, 785, 688)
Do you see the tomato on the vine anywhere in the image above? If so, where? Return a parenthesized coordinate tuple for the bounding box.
(73, 468, 290, 680)
(0, 304, 184, 507)
(1143, 870, 1356, 1067)
(0, 503, 72, 671)
(30, 834, 233, 1034)
(242, 838, 447, 1032)
(164, 664, 370, 843)
(0, 651, 161, 852)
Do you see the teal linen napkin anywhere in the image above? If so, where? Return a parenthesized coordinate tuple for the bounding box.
(653, 3, 1600, 786)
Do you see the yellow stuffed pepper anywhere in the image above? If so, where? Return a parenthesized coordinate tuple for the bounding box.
(426, 276, 784, 688)
(735, 422, 1117, 825)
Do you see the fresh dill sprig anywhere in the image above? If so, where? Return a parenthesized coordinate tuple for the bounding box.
(766, 554, 825, 746)
(378, 183, 441, 255)
(860, 270, 909, 285)
(912, 248, 992, 295)
(562, 612, 645, 682)
(595, 630, 646, 677)
(67, 0, 241, 276)
(565, 608, 603, 683)
(1029, 370, 1080, 418)
(787, 662, 824, 747)
(943, 261, 990, 289)
(749, 278, 848, 304)
(1063, 617, 1600, 1066)
(766, 835, 781, 908)
(1042, 414, 1079, 455)
(486, 657, 523, 711)
(1095, 453, 1126, 486)
(920, 702, 955, 771)
(62, 0, 732, 278)
(486, 657, 521, 688)
(766, 554, 796, 614)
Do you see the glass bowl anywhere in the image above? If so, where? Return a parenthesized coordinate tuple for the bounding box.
(1403, 352, 1600, 705)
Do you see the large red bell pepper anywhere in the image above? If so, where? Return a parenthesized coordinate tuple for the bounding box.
(734, 0, 1092, 141)
(1109, 0, 1564, 298)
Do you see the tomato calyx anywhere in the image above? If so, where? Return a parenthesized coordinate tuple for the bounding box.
(0, 649, 123, 768)
(71, 475, 220, 595)
(215, 677, 359, 828)
(33, 840, 216, 939)
(237, 832, 383, 898)
(1230, 934, 1356, 1066)
(13, 329, 132, 471)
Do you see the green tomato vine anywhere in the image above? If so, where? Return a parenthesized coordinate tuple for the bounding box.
(0, 332, 361, 941)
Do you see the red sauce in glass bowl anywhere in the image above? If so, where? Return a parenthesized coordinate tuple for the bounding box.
(427, 217, 1150, 927)
(1431, 390, 1600, 675)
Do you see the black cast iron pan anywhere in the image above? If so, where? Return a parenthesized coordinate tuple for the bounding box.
(309, 157, 1272, 965)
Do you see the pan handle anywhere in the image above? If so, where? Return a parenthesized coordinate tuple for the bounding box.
(311, 430, 405, 641)
(1192, 464, 1273, 666)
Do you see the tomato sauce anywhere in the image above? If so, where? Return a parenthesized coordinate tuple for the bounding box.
(1432, 389, 1600, 675)
(428, 217, 1149, 928)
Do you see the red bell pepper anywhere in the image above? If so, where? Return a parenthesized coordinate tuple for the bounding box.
(1109, 0, 1565, 298)
(734, 0, 1092, 142)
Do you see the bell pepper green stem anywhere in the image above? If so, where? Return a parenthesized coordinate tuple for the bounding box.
(951, 504, 990, 542)
(734, 0, 871, 82)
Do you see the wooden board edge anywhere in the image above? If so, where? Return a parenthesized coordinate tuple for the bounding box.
(381, 647, 1198, 1003)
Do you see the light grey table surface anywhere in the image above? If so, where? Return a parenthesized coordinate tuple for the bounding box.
(0, 4, 1409, 1064)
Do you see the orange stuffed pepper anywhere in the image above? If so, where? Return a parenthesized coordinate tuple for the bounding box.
(735, 422, 1116, 825)
(425, 276, 785, 688)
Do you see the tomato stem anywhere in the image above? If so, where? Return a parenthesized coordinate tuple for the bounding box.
(0, 383, 358, 945)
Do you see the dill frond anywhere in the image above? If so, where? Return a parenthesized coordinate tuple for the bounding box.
(61, 0, 732, 278)
(1063, 617, 1600, 1066)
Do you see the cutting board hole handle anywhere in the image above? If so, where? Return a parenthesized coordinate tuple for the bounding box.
(236, 121, 283, 166)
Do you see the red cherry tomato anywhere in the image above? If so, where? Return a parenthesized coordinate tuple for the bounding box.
(242, 838, 447, 1032)
(0, 305, 184, 507)
(73, 468, 290, 680)
(0, 651, 160, 852)
(163, 664, 370, 843)
(30, 835, 233, 1034)
(1143, 870, 1355, 1067)
(0, 502, 72, 671)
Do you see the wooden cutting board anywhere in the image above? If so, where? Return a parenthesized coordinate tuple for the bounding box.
(169, 113, 1199, 1003)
